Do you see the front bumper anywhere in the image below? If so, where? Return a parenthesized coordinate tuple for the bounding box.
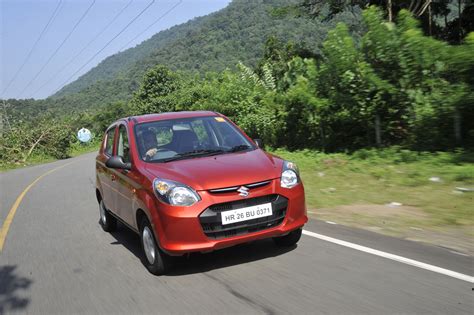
(150, 179, 307, 255)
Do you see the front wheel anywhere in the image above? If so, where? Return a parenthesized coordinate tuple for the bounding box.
(139, 218, 173, 275)
(273, 228, 302, 247)
(99, 200, 117, 232)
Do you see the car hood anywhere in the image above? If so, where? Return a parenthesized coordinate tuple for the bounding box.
(143, 149, 283, 191)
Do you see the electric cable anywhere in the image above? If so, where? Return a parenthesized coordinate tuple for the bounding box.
(1, 0, 63, 97)
(18, 0, 96, 98)
(30, 0, 134, 98)
(52, 0, 156, 96)
(118, 0, 182, 52)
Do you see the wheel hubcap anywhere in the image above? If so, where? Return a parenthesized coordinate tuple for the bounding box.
(142, 227, 156, 264)
(100, 201, 107, 224)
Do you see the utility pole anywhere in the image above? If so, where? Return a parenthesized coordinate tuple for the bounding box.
(0, 103, 3, 137)
(1, 99, 12, 132)
(458, 0, 462, 43)
(387, 0, 393, 22)
(454, 108, 462, 146)
(428, 2, 432, 36)
(375, 114, 382, 147)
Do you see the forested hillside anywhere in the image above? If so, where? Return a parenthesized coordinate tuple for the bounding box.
(50, 0, 363, 110)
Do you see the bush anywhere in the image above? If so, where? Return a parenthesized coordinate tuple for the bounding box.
(0, 117, 74, 164)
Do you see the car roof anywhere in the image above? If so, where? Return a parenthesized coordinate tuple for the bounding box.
(124, 111, 221, 124)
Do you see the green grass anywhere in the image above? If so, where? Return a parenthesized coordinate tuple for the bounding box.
(271, 148, 474, 249)
(69, 139, 101, 157)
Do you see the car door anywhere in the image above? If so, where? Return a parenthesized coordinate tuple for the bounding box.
(98, 126, 118, 213)
(114, 123, 138, 226)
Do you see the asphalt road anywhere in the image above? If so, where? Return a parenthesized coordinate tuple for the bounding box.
(1, 152, 473, 314)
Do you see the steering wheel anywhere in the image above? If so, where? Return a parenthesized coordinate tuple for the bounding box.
(145, 148, 178, 161)
(145, 148, 166, 161)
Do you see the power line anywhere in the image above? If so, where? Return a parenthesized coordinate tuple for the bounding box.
(30, 0, 134, 98)
(118, 0, 182, 52)
(53, 0, 155, 94)
(52, 0, 156, 96)
(18, 0, 97, 98)
(1, 0, 64, 97)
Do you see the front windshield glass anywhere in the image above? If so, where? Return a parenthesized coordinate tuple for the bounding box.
(134, 116, 255, 162)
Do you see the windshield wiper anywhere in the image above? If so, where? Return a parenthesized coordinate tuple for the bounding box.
(227, 144, 251, 153)
(160, 149, 225, 163)
(158, 146, 250, 162)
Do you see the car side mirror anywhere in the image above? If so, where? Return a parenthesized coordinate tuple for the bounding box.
(254, 138, 264, 150)
(106, 156, 131, 170)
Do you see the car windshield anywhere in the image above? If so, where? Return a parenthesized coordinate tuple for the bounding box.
(134, 116, 255, 162)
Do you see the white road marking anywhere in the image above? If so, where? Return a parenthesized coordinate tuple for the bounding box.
(302, 230, 474, 283)
(450, 250, 470, 257)
(325, 221, 337, 225)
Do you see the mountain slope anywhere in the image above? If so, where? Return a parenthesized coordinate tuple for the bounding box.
(51, 0, 363, 111)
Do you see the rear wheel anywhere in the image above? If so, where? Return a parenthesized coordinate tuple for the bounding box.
(273, 228, 302, 247)
(139, 217, 173, 275)
(99, 200, 117, 232)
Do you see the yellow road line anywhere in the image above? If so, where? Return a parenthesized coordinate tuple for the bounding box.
(0, 161, 75, 251)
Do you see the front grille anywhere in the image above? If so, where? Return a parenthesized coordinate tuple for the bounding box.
(208, 180, 271, 194)
(199, 194, 288, 239)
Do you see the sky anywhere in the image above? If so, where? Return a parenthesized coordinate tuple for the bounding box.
(0, 0, 232, 100)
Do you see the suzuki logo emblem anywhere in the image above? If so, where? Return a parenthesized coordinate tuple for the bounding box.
(237, 186, 249, 197)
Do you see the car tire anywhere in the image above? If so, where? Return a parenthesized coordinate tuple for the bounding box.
(139, 217, 173, 275)
(273, 228, 302, 247)
(99, 200, 117, 232)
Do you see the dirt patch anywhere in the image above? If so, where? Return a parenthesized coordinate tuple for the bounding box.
(401, 226, 474, 256)
(322, 158, 347, 167)
(310, 204, 473, 256)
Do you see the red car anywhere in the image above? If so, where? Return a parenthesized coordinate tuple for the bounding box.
(96, 111, 307, 275)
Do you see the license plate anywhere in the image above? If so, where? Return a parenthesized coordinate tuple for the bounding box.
(221, 203, 273, 225)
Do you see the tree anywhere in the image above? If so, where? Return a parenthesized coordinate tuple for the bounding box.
(297, 0, 473, 43)
(130, 65, 182, 115)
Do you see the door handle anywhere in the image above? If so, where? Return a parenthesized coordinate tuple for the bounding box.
(111, 174, 117, 181)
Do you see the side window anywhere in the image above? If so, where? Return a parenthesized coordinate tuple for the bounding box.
(117, 125, 131, 163)
(191, 119, 210, 144)
(156, 127, 173, 147)
(105, 127, 116, 156)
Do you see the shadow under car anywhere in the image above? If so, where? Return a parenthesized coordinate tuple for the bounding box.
(108, 222, 297, 276)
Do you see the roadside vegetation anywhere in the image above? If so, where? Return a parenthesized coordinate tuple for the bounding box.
(1, 1, 472, 250)
(0, 137, 100, 172)
(274, 148, 474, 253)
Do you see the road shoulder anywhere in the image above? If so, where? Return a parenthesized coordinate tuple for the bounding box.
(304, 219, 473, 276)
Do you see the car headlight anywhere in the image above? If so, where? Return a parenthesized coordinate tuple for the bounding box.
(153, 178, 200, 206)
(280, 161, 300, 188)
